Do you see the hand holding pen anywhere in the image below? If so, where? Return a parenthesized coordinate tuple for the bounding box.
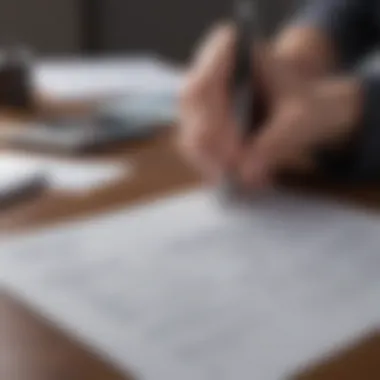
(178, 1, 361, 188)
(178, 7, 270, 189)
(222, 0, 267, 197)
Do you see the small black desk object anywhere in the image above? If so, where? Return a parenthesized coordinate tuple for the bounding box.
(0, 47, 33, 110)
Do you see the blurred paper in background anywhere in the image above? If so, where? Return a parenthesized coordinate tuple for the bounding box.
(0, 153, 129, 193)
(33, 56, 183, 101)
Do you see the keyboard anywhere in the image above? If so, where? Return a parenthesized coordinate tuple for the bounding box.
(1, 190, 380, 380)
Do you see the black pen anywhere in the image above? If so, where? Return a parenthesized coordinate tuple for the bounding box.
(221, 0, 264, 199)
(233, 0, 256, 138)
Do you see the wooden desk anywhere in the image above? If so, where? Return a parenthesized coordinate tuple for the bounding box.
(0, 126, 380, 380)
(0, 127, 201, 380)
(0, 129, 200, 233)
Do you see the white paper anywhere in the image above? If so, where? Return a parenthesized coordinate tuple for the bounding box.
(1, 189, 380, 380)
(0, 156, 43, 197)
(0, 153, 129, 193)
(33, 56, 183, 101)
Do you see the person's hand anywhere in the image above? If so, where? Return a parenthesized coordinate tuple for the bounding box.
(179, 24, 242, 183)
(179, 24, 362, 188)
(238, 77, 363, 186)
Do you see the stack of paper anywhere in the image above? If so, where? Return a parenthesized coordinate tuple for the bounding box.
(0, 153, 130, 193)
(0, 156, 45, 205)
(33, 55, 183, 101)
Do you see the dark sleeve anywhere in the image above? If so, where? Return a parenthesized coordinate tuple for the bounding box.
(294, 0, 380, 182)
(335, 67, 380, 182)
(293, 0, 378, 70)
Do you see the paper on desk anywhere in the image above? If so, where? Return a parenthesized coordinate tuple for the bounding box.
(1, 189, 380, 380)
(0, 156, 44, 199)
(42, 157, 129, 192)
(33, 56, 183, 101)
(0, 153, 129, 193)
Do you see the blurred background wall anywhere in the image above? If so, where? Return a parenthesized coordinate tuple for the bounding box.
(0, 0, 300, 60)
(0, 0, 81, 54)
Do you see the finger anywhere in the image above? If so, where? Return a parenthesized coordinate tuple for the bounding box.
(271, 56, 310, 99)
(248, 42, 302, 106)
(180, 22, 236, 119)
(178, 112, 240, 179)
(189, 22, 237, 94)
(178, 23, 238, 176)
(180, 143, 225, 184)
(239, 104, 315, 185)
(178, 108, 224, 173)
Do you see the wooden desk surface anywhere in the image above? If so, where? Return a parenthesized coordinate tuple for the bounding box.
(0, 129, 200, 233)
(0, 127, 201, 380)
(1, 122, 380, 380)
